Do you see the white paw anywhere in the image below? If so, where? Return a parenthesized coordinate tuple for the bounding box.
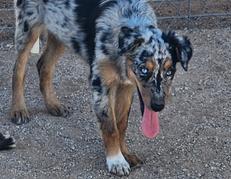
(106, 151, 130, 176)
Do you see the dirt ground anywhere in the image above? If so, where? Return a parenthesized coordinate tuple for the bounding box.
(0, 26, 230, 178)
(0, 2, 230, 179)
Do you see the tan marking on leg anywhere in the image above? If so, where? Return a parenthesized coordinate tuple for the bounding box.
(97, 59, 142, 175)
(98, 60, 120, 86)
(37, 33, 69, 117)
(11, 25, 43, 124)
(99, 60, 133, 156)
(101, 84, 131, 176)
(116, 83, 143, 167)
(101, 84, 121, 156)
(98, 60, 120, 155)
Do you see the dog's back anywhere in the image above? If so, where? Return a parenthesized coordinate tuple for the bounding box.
(14, 0, 156, 61)
(14, 0, 116, 60)
(14, 0, 81, 53)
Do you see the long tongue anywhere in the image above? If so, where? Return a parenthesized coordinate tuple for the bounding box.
(141, 106, 160, 138)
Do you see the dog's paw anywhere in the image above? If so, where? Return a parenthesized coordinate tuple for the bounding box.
(11, 109, 30, 125)
(106, 152, 131, 176)
(124, 153, 143, 168)
(0, 132, 16, 150)
(47, 104, 72, 117)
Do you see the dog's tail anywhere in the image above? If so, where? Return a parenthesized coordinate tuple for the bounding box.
(0, 132, 16, 151)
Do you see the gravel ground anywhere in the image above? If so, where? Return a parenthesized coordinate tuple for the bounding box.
(0, 27, 230, 179)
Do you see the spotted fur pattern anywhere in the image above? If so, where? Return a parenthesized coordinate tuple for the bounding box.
(13, 0, 192, 176)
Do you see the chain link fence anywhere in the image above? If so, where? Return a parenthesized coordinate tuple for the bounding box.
(151, 0, 231, 29)
(0, 0, 231, 44)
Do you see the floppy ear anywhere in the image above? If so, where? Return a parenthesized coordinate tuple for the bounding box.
(118, 26, 145, 55)
(162, 31, 193, 71)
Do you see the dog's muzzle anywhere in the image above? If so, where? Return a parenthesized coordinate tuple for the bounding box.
(150, 95, 165, 112)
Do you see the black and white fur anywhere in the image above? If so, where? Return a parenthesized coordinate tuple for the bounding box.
(13, 0, 192, 176)
(0, 132, 16, 150)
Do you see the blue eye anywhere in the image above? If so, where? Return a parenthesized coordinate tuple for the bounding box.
(141, 67, 148, 74)
(139, 65, 149, 76)
(166, 70, 172, 76)
(138, 64, 152, 81)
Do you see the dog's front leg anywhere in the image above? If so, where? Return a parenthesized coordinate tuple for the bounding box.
(115, 84, 143, 168)
(92, 78, 130, 176)
(92, 65, 130, 176)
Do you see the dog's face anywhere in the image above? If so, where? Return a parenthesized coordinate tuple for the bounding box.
(119, 26, 193, 112)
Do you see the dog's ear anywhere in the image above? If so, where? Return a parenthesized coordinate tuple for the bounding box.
(119, 26, 145, 55)
(162, 31, 193, 71)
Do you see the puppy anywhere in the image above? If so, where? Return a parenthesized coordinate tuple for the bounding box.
(12, 0, 192, 176)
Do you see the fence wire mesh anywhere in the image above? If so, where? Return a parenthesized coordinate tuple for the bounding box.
(0, 0, 231, 43)
(151, 0, 231, 30)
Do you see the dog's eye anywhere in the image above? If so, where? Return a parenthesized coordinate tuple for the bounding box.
(139, 65, 149, 75)
(165, 68, 175, 80)
(166, 70, 172, 76)
(141, 67, 148, 74)
(137, 64, 153, 81)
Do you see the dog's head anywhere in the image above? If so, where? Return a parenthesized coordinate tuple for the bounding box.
(119, 26, 193, 113)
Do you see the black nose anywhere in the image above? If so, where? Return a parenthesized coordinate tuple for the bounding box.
(151, 103, 165, 112)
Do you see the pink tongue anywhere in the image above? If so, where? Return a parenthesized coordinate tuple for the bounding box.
(141, 106, 160, 138)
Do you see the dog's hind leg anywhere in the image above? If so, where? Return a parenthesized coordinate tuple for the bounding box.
(37, 33, 70, 117)
(11, 24, 43, 125)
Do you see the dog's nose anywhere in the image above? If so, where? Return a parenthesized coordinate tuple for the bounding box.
(151, 103, 165, 112)
(151, 96, 165, 111)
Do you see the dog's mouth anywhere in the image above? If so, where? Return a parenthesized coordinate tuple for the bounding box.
(137, 88, 160, 139)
